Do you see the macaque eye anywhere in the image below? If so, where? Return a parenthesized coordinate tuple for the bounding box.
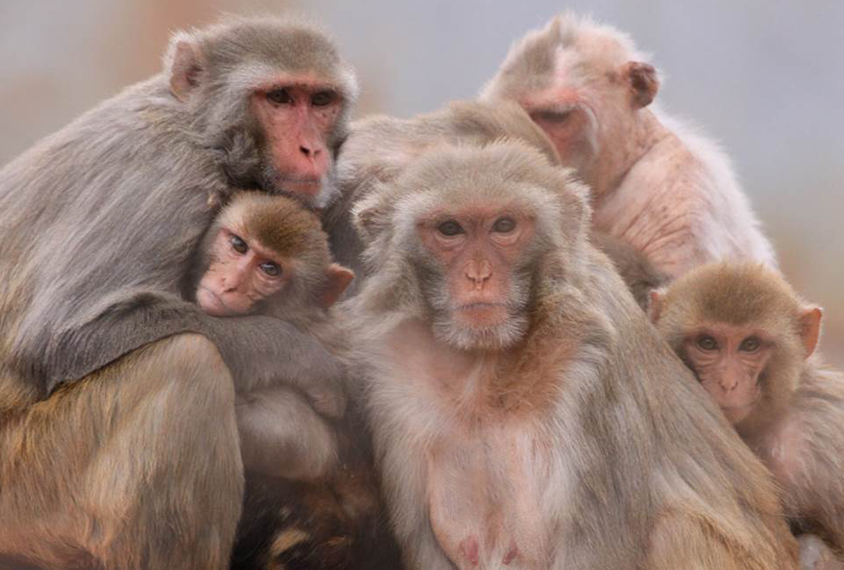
(260, 262, 282, 277)
(266, 89, 294, 105)
(492, 217, 516, 233)
(740, 337, 761, 352)
(230, 234, 248, 254)
(437, 220, 465, 237)
(532, 109, 573, 124)
(696, 335, 719, 351)
(311, 91, 336, 106)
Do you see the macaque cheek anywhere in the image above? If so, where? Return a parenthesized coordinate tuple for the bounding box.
(533, 107, 598, 171)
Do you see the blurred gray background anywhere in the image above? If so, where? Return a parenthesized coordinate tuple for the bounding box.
(1, 0, 842, 364)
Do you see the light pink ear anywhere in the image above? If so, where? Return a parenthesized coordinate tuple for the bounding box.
(648, 289, 663, 323)
(799, 306, 823, 359)
(169, 40, 203, 102)
(320, 263, 355, 308)
(625, 61, 659, 108)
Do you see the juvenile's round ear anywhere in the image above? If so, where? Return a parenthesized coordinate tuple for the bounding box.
(165, 32, 205, 102)
(319, 263, 356, 308)
(624, 61, 659, 108)
(799, 306, 823, 359)
(648, 289, 665, 322)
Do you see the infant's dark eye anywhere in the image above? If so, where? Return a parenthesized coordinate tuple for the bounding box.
(230, 235, 248, 254)
(740, 337, 761, 352)
(266, 89, 293, 105)
(696, 335, 718, 351)
(260, 262, 282, 277)
(437, 220, 464, 237)
(492, 217, 516, 233)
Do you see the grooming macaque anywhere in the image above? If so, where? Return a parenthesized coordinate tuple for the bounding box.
(328, 98, 667, 307)
(345, 140, 798, 569)
(480, 13, 776, 278)
(651, 262, 844, 558)
(0, 17, 357, 569)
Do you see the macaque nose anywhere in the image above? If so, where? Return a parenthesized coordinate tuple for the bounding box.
(465, 259, 492, 288)
(300, 144, 321, 158)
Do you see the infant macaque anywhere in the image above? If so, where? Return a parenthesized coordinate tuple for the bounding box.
(197, 191, 354, 480)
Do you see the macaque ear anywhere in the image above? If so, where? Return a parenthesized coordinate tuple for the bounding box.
(352, 188, 393, 243)
(624, 61, 659, 108)
(167, 36, 204, 102)
(648, 289, 664, 323)
(799, 306, 823, 359)
(320, 263, 355, 308)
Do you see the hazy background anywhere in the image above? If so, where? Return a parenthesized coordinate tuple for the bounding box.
(2, 0, 842, 364)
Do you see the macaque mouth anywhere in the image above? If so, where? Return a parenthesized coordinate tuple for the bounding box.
(456, 302, 508, 311)
(198, 286, 237, 317)
(720, 398, 760, 410)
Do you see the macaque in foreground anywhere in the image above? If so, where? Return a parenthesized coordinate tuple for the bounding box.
(198, 192, 400, 570)
(651, 262, 844, 559)
(344, 140, 798, 569)
(196, 191, 354, 479)
(481, 13, 776, 278)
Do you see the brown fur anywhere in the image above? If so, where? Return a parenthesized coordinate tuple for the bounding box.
(654, 262, 844, 563)
(344, 140, 798, 569)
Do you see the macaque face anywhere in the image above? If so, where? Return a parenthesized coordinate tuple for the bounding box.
(416, 204, 536, 350)
(197, 227, 291, 317)
(523, 91, 600, 178)
(681, 323, 775, 424)
(251, 78, 344, 203)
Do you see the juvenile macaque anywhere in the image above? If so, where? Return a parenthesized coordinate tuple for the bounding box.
(345, 140, 798, 569)
(195, 191, 354, 479)
(481, 13, 776, 278)
(651, 262, 844, 559)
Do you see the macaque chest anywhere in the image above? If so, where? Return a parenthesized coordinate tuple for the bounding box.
(426, 423, 552, 570)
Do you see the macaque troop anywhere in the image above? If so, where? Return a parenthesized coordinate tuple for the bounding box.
(0, 10, 841, 570)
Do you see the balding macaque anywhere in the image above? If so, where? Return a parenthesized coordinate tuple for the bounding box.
(328, 99, 667, 307)
(481, 13, 776, 278)
(651, 263, 844, 559)
(345, 140, 798, 569)
(195, 191, 353, 479)
(0, 16, 357, 568)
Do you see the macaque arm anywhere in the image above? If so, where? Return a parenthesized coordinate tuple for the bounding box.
(12, 289, 345, 417)
(236, 387, 338, 480)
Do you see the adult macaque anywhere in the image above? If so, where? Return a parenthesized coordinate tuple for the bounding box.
(651, 262, 844, 559)
(344, 140, 798, 569)
(328, 99, 667, 308)
(480, 13, 776, 278)
(0, 17, 357, 569)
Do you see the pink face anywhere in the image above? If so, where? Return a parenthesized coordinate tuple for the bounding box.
(681, 324, 775, 424)
(251, 78, 343, 201)
(197, 228, 290, 317)
(417, 206, 535, 334)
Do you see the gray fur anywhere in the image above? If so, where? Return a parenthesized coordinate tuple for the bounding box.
(0, 16, 356, 413)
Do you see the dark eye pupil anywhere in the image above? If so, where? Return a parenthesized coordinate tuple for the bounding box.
(312, 91, 334, 106)
(438, 221, 463, 236)
(493, 217, 516, 233)
(261, 262, 281, 277)
(231, 235, 247, 254)
(267, 89, 292, 104)
(742, 338, 760, 351)
(698, 336, 717, 350)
